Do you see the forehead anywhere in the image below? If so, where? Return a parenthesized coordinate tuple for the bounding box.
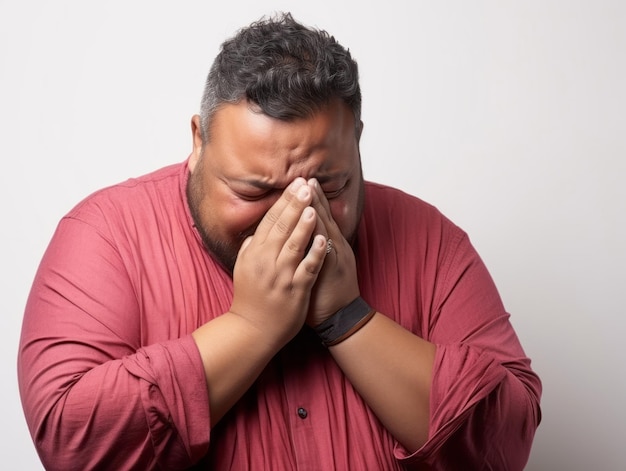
(206, 99, 357, 180)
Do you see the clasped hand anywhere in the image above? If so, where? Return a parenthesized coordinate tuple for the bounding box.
(229, 177, 360, 347)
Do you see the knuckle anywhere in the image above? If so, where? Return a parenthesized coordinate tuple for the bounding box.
(264, 209, 280, 225)
(274, 218, 291, 236)
(285, 239, 301, 255)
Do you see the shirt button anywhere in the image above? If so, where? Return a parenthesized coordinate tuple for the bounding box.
(297, 407, 308, 419)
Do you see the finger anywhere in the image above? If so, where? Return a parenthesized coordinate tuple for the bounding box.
(277, 206, 318, 267)
(307, 179, 341, 237)
(239, 236, 253, 254)
(308, 178, 333, 216)
(294, 234, 328, 283)
(313, 210, 328, 240)
(255, 178, 311, 244)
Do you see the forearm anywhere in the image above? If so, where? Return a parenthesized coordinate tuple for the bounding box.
(20, 336, 209, 470)
(191, 180, 329, 425)
(192, 312, 285, 426)
(417, 343, 541, 468)
(328, 312, 436, 452)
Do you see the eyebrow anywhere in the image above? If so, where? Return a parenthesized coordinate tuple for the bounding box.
(232, 172, 349, 189)
(232, 178, 275, 190)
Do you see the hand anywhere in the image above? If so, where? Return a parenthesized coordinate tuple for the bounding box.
(229, 178, 328, 347)
(305, 179, 360, 327)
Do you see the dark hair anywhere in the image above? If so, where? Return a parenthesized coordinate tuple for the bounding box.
(199, 12, 361, 141)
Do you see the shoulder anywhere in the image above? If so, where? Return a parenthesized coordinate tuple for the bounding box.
(62, 160, 188, 235)
(363, 181, 457, 230)
(364, 181, 432, 206)
(68, 161, 185, 215)
(360, 180, 469, 259)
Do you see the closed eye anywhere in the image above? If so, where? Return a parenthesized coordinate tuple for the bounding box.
(228, 179, 276, 201)
(322, 183, 347, 199)
(235, 190, 273, 201)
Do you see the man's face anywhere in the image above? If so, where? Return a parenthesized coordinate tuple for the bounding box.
(187, 99, 364, 273)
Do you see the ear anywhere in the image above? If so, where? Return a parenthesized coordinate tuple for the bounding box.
(356, 120, 364, 142)
(189, 114, 203, 172)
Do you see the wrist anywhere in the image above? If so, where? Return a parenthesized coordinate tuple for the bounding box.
(225, 310, 297, 352)
(313, 297, 376, 347)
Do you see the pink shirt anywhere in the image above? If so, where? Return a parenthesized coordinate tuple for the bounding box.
(18, 159, 541, 470)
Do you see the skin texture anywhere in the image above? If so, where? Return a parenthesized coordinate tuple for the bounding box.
(188, 99, 436, 452)
(187, 99, 364, 276)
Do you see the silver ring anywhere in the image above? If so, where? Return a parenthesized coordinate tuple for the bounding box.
(325, 238, 334, 254)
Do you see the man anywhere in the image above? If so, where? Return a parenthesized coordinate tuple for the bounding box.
(18, 12, 541, 470)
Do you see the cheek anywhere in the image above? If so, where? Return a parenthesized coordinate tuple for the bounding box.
(329, 182, 362, 236)
(330, 199, 356, 234)
(217, 198, 273, 236)
(330, 199, 349, 221)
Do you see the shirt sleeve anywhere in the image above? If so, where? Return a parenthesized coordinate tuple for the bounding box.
(18, 214, 211, 470)
(397, 230, 542, 470)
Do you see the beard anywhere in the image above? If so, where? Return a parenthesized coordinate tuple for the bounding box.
(186, 167, 365, 276)
(186, 170, 247, 274)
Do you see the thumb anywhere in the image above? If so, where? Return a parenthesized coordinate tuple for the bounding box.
(239, 236, 253, 254)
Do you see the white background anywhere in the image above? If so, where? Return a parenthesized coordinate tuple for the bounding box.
(1, 1, 624, 469)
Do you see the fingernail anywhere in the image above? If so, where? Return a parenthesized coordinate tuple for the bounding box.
(289, 179, 302, 194)
(290, 178, 305, 192)
(298, 185, 310, 200)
